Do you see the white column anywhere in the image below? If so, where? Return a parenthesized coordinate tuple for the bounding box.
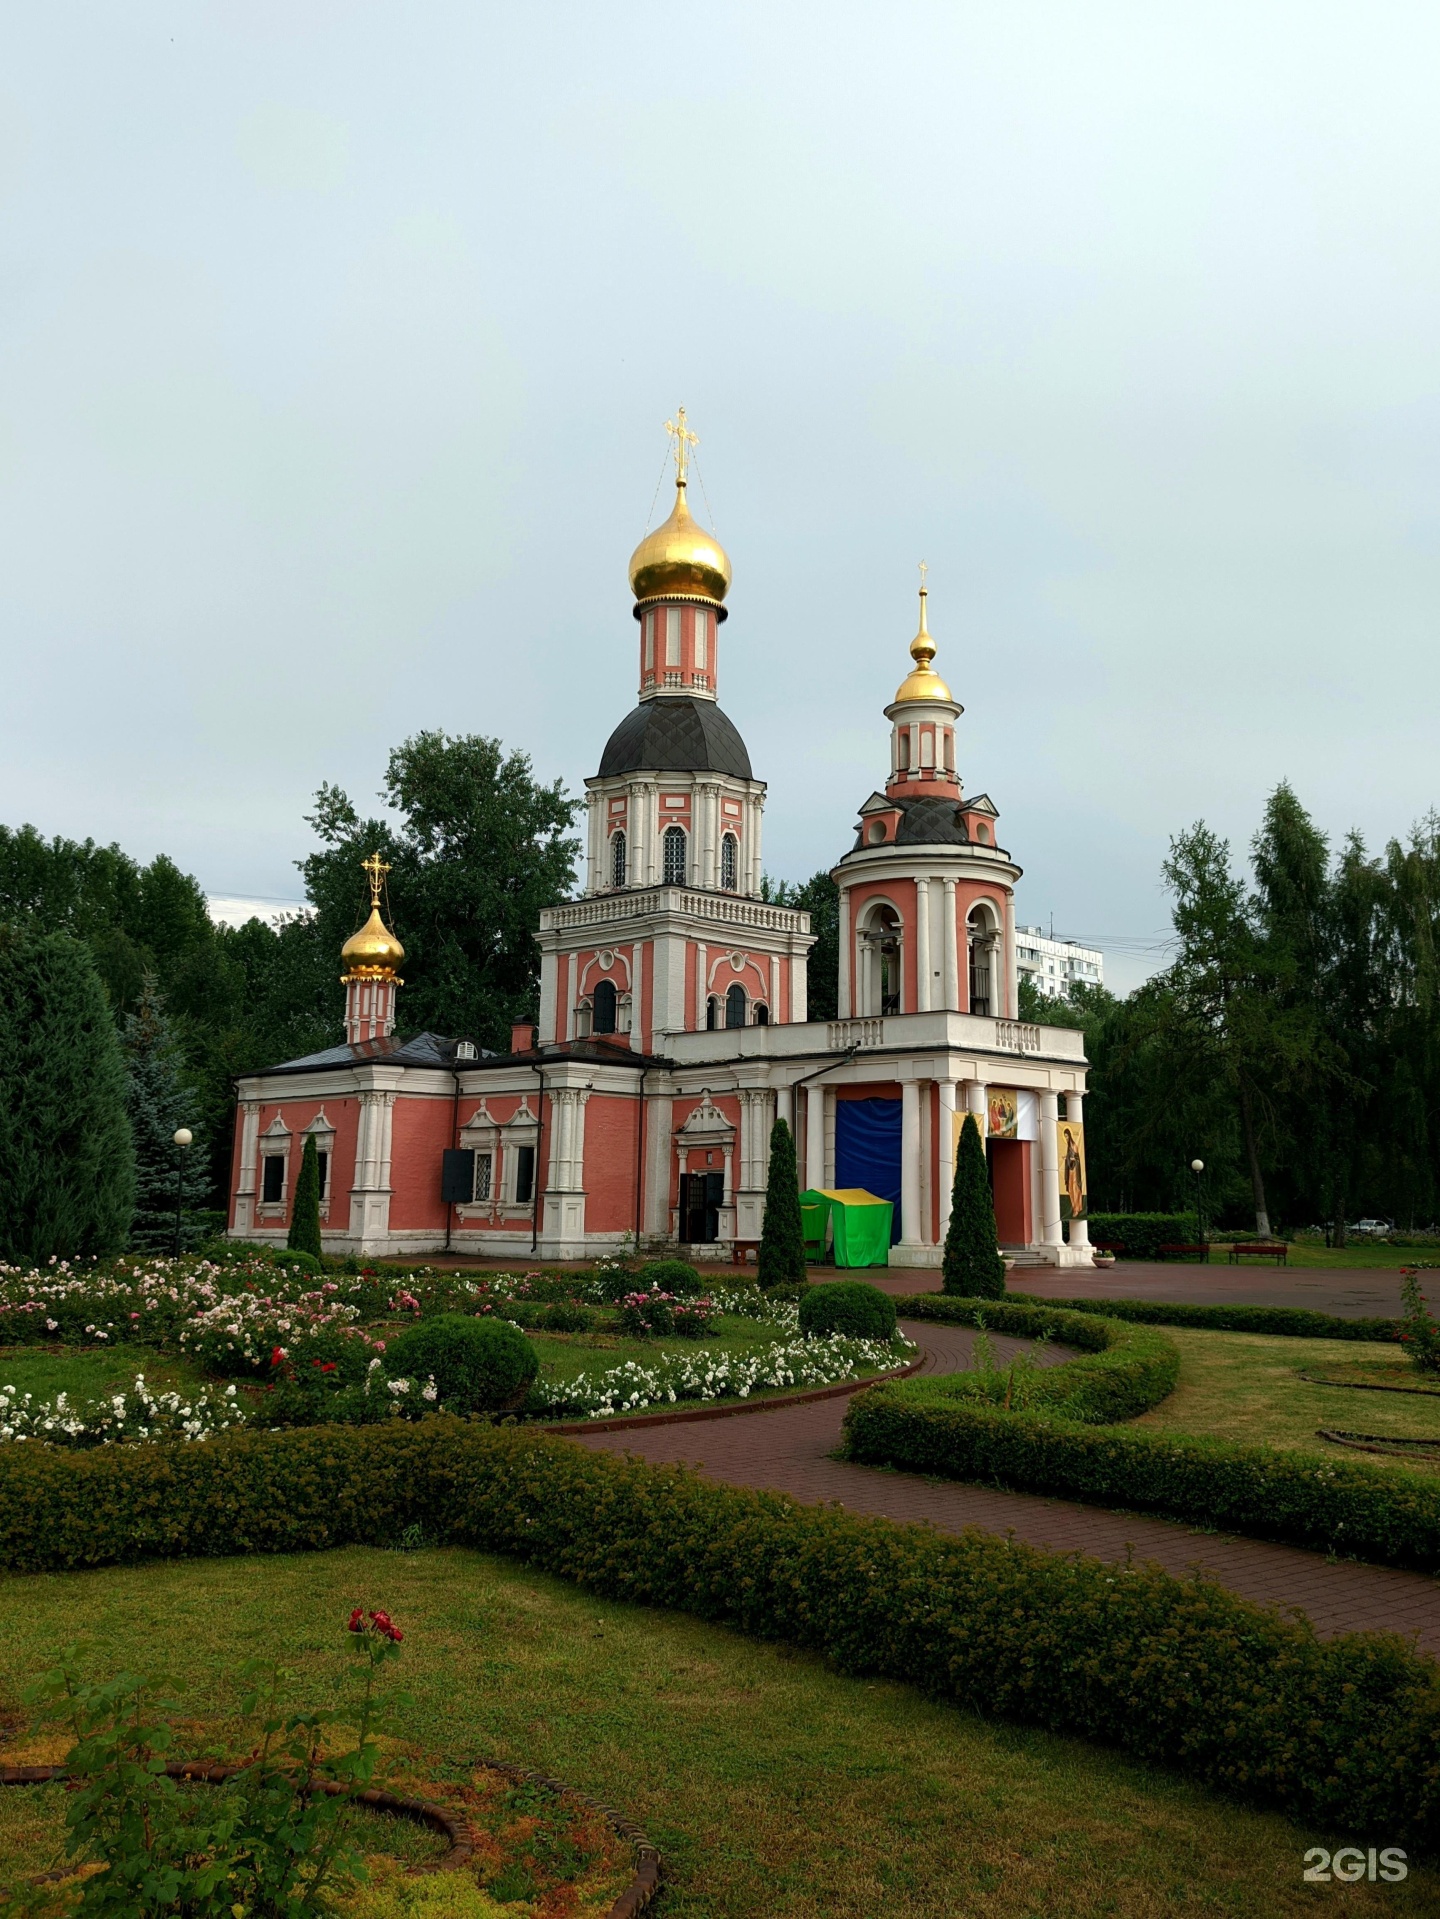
(748, 794, 765, 895)
(838, 887, 852, 1017)
(769, 954, 780, 1017)
(776, 1082, 794, 1129)
(1065, 1090, 1091, 1247)
(586, 792, 602, 892)
(942, 879, 959, 1010)
(1040, 1089, 1063, 1247)
(646, 784, 661, 884)
(698, 783, 717, 888)
(899, 1079, 922, 1249)
(915, 877, 931, 1012)
(1003, 890, 1019, 1019)
(937, 1078, 957, 1239)
(695, 943, 707, 1029)
(806, 1083, 825, 1190)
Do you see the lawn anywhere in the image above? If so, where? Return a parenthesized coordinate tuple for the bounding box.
(1131, 1327, 1440, 1469)
(0, 1547, 1430, 1917)
(0, 1343, 208, 1402)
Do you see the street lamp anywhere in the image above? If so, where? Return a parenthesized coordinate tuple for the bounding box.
(172, 1128, 193, 1258)
(1190, 1158, 1205, 1256)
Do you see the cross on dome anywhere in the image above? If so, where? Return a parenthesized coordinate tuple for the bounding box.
(361, 850, 392, 906)
(664, 406, 699, 485)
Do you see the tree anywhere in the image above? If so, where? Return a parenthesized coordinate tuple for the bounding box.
(0, 929, 135, 1261)
(765, 872, 839, 1022)
(757, 1117, 807, 1288)
(301, 732, 581, 1051)
(288, 1133, 324, 1261)
(941, 1112, 1005, 1297)
(123, 976, 208, 1252)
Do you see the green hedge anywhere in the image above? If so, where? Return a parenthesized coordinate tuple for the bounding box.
(892, 1296, 1179, 1421)
(1009, 1294, 1402, 1343)
(0, 1422, 1437, 1846)
(843, 1383, 1440, 1576)
(1088, 1213, 1200, 1258)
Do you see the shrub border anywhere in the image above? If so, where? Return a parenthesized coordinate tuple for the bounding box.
(0, 1422, 1435, 1851)
(1004, 1293, 1403, 1343)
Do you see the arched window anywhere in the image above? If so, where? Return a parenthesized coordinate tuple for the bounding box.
(725, 983, 747, 1029)
(720, 832, 738, 891)
(610, 831, 626, 887)
(753, 1002, 769, 1025)
(592, 978, 618, 1035)
(968, 906, 997, 1017)
(663, 825, 687, 885)
(706, 995, 720, 1030)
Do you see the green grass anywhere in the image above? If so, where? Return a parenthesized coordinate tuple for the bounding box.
(1131, 1328, 1440, 1468)
(0, 1344, 210, 1403)
(0, 1548, 1432, 1917)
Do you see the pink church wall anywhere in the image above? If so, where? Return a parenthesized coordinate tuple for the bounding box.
(582, 1093, 641, 1232)
(228, 1095, 362, 1236)
(387, 1097, 453, 1232)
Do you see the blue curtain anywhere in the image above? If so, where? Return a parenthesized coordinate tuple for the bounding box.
(835, 1097, 903, 1243)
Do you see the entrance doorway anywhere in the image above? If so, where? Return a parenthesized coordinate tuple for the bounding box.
(679, 1171, 724, 1244)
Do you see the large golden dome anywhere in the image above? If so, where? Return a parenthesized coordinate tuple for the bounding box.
(341, 906, 405, 979)
(628, 480, 731, 606)
(893, 583, 954, 703)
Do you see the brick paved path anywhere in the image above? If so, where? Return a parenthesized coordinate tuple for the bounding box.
(854, 1264, 1411, 1316)
(573, 1319, 1440, 1654)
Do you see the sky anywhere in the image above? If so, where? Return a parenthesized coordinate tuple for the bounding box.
(3, 4, 1439, 994)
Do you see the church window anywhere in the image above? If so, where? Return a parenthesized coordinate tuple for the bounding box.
(513, 1146, 536, 1205)
(920, 730, 934, 767)
(706, 994, 720, 1029)
(643, 612, 655, 671)
(665, 607, 681, 666)
(721, 832, 738, 891)
(943, 730, 954, 771)
(977, 823, 990, 842)
(897, 731, 910, 769)
(725, 983, 746, 1028)
(663, 825, 687, 885)
(473, 1153, 493, 1202)
(593, 977, 618, 1035)
(261, 1155, 285, 1204)
(753, 1002, 769, 1025)
(316, 1151, 329, 1200)
(694, 608, 708, 669)
(610, 830, 626, 887)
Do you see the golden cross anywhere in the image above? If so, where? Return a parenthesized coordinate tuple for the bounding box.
(664, 405, 699, 484)
(918, 560, 928, 593)
(360, 850, 391, 907)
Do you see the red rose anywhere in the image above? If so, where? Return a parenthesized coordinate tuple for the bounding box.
(348, 1607, 365, 1633)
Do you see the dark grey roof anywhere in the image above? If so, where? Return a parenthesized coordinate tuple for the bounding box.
(260, 1032, 493, 1076)
(598, 698, 752, 779)
(892, 797, 971, 846)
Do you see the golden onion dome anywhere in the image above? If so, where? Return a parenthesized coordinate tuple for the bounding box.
(628, 480, 731, 606)
(340, 905, 405, 980)
(893, 583, 954, 703)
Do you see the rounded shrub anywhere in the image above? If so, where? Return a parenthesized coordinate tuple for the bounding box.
(639, 1258, 704, 1296)
(383, 1313, 538, 1414)
(270, 1248, 322, 1275)
(539, 1301, 594, 1333)
(798, 1281, 897, 1342)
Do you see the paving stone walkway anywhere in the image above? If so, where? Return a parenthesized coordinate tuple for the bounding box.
(572, 1318, 1440, 1654)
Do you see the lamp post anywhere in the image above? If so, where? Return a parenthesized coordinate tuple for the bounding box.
(1190, 1158, 1205, 1258)
(172, 1128, 193, 1257)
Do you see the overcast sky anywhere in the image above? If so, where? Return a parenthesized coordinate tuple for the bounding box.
(4, 4, 1439, 993)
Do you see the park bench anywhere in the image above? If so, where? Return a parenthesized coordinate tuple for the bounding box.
(1157, 1242, 1210, 1262)
(1227, 1242, 1288, 1265)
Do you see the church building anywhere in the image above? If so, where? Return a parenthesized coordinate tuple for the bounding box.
(228, 418, 1094, 1268)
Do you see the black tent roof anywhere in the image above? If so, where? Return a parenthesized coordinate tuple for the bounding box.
(598, 698, 752, 780)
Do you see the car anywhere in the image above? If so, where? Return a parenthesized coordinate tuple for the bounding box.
(1349, 1219, 1394, 1237)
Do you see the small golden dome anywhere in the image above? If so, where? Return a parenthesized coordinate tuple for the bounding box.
(893, 582, 954, 703)
(628, 480, 731, 606)
(341, 906, 405, 979)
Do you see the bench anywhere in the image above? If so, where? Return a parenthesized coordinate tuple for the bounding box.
(1228, 1242, 1288, 1266)
(731, 1239, 760, 1268)
(1157, 1242, 1210, 1262)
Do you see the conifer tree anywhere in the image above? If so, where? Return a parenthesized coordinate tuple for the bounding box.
(288, 1132, 324, 1261)
(757, 1116, 806, 1288)
(941, 1112, 1006, 1297)
(123, 976, 206, 1252)
(0, 928, 135, 1261)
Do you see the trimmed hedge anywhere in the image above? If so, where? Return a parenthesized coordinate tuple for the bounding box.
(1088, 1213, 1199, 1258)
(798, 1280, 897, 1342)
(383, 1314, 538, 1413)
(893, 1295, 1179, 1422)
(844, 1383, 1440, 1575)
(1009, 1293, 1402, 1344)
(0, 1423, 1435, 1848)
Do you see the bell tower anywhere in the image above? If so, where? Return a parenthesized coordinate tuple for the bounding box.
(340, 853, 405, 1044)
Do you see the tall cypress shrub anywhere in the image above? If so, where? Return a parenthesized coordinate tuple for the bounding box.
(0, 928, 135, 1261)
(123, 976, 207, 1252)
(288, 1133, 324, 1261)
(942, 1112, 1006, 1297)
(757, 1117, 806, 1288)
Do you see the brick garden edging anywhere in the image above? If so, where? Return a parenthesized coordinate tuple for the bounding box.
(0, 1755, 663, 1917)
(541, 1351, 924, 1435)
